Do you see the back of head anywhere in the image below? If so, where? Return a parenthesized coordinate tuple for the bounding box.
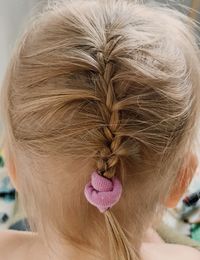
(1, 0, 200, 259)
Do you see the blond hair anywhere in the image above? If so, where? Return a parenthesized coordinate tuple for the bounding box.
(1, 0, 200, 259)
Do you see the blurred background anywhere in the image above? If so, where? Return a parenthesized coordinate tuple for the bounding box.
(0, 0, 37, 83)
(0, 0, 200, 243)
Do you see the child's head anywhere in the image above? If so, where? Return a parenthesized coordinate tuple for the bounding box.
(1, 0, 200, 259)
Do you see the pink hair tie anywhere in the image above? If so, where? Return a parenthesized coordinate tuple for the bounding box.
(84, 171, 122, 213)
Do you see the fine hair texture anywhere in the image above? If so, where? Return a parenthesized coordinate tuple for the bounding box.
(1, 0, 200, 259)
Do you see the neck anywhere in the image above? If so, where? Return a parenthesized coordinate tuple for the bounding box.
(29, 226, 162, 260)
(30, 233, 104, 260)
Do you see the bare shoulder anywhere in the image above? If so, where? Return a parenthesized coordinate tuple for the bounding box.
(175, 244, 200, 260)
(141, 242, 200, 260)
(0, 230, 36, 260)
(184, 245, 200, 259)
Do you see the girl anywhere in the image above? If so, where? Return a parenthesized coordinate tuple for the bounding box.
(1, 0, 200, 259)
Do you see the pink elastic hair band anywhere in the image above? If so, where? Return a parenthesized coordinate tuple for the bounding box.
(84, 170, 122, 213)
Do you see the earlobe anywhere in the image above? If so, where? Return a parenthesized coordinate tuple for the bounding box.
(166, 178, 189, 208)
(166, 153, 198, 208)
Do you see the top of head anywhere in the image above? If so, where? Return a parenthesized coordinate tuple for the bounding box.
(1, 0, 200, 257)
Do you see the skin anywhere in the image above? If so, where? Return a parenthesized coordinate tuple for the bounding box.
(1, 149, 200, 260)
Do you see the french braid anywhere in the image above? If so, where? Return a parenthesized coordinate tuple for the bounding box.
(96, 36, 123, 179)
(95, 36, 137, 259)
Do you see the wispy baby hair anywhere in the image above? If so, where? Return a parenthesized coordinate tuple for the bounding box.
(1, 0, 200, 260)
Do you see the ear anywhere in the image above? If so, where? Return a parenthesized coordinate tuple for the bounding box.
(166, 153, 198, 208)
(3, 144, 18, 191)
